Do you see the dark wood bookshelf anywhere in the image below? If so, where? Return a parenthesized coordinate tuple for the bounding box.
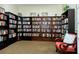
(22, 17, 32, 40)
(19, 16, 62, 41)
(51, 16, 62, 41)
(61, 9, 75, 37)
(5, 12, 18, 45)
(17, 16, 23, 40)
(0, 12, 8, 50)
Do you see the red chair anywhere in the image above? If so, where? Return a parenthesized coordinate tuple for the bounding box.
(55, 33, 77, 53)
(55, 38, 63, 42)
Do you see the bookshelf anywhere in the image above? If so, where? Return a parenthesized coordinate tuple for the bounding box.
(0, 13, 8, 49)
(40, 17, 52, 41)
(31, 17, 41, 40)
(31, 16, 61, 41)
(22, 17, 32, 40)
(32, 17, 41, 36)
(51, 16, 62, 40)
(20, 16, 62, 41)
(61, 9, 75, 37)
(17, 16, 22, 40)
(5, 12, 17, 45)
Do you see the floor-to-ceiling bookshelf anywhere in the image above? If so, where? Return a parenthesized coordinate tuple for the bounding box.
(22, 17, 32, 40)
(51, 16, 62, 40)
(31, 16, 62, 41)
(61, 9, 76, 53)
(0, 13, 8, 49)
(40, 17, 52, 41)
(5, 12, 17, 45)
(17, 16, 22, 40)
(61, 9, 75, 37)
(20, 16, 62, 41)
(31, 17, 41, 40)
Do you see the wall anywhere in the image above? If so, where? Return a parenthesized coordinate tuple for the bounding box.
(77, 4, 79, 54)
(16, 4, 63, 16)
(0, 4, 18, 14)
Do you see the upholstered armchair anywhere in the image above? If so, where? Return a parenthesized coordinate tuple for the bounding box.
(55, 33, 77, 53)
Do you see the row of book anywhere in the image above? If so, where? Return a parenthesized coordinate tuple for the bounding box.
(0, 21, 6, 26)
(42, 22, 51, 24)
(32, 22, 41, 25)
(9, 30, 15, 34)
(41, 29, 51, 32)
(18, 29, 22, 32)
(18, 29, 61, 33)
(52, 29, 61, 33)
(18, 17, 21, 20)
(32, 21, 61, 25)
(18, 25, 22, 28)
(22, 17, 61, 21)
(32, 29, 40, 32)
(9, 24, 16, 28)
(9, 14, 16, 19)
(9, 33, 16, 38)
(0, 30, 8, 35)
(0, 14, 7, 20)
(32, 18, 41, 21)
(32, 18, 52, 21)
(9, 19, 17, 24)
(62, 25, 68, 29)
(23, 18, 30, 21)
(23, 33, 31, 36)
(23, 25, 31, 28)
(62, 18, 68, 24)
(17, 33, 62, 37)
(52, 22, 61, 25)
(41, 33, 51, 37)
(41, 25, 50, 28)
(52, 26, 61, 29)
(22, 22, 30, 24)
(23, 29, 31, 32)
(52, 34, 62, 37)
(18, 33, 22, 36)
(32, 25, 40, 28)
(52, 17, 61, 21)
(0, 36, 7, 42)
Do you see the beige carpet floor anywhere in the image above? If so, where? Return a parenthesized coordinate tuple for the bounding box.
(0, 41, 57, 54)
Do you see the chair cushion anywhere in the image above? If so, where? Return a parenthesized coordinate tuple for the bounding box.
(63, 33, 76, 44)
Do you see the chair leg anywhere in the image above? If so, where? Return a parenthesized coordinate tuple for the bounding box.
(56, 48, 58, 52)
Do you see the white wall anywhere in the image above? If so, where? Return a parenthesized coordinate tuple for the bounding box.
(0, 4, 18, 14)
(16, 4, 63, 16)
(0, 4, 64, 16)
(77, 5, 79, 54)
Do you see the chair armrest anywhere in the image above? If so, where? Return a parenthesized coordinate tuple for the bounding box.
(55, 38, 63, 42)
(59, 43, 76, 51)
(59, 43, 68, 51)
